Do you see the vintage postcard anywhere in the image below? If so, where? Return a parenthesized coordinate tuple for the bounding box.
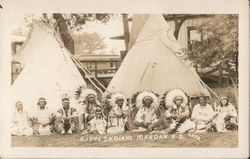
(0, 0, 249, 158)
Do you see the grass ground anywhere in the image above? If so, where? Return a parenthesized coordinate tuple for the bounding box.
(11, 131, 237, 147)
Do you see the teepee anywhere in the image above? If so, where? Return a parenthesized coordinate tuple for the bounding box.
(11, 21, 86, 113)
(128, 14, 149, 50)
(107, 14, 211, 98)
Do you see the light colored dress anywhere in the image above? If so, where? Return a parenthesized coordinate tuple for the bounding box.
(89, 117, 107, 134)
(11, 110, 33, 136)
(214, 103, 237, 132)
(191, 104, 215, 121)
(191, 104, 215, 132)
(33, 108, 52, 135)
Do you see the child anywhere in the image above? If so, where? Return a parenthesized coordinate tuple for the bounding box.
(89, 108, 107, 134)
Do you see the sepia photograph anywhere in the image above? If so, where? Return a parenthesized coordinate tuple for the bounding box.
(10, 13, 239, 147)
(0, 0, 249, 158)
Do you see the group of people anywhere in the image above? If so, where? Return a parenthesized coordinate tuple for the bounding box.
(11, 88, 238, 136)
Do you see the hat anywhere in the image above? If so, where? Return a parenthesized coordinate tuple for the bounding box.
(198, 95, 207, 100)
(38, 97, 46, 102)
(37, 97, 47, 105)
(87, 94, 96, 98)
(95, 108, 102, 114)
(199, 93, 208, 98)
(116, 96, 124, 101)
(15, 101, 23, 106)
(62, 94, 70, 102)
(219, 95, 229, 101)
(109, 92, 127, 109)
(62, 98, 70, 102)
(136, 91, 159, 109)
(143, 96, 153, 101)
(80, 89, 97, 102)
(174, 96, 184, 101)
(165, 89, 188, 108)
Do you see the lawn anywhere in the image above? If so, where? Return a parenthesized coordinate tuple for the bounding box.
(11, 131, 238, 147)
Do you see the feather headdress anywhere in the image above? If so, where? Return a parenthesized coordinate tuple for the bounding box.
(109, 92, 127, 109)
(136, 91, 159, 109)
(75, 86, 97, 103)
(164, 89, 188, 109)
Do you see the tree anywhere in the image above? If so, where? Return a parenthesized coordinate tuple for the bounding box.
(13, 13, 113, 54)
(53, 13, 75, 54)
(187, 15, 238, 79)
(52, 13, 112, 54)
(73, 32, 107, 54)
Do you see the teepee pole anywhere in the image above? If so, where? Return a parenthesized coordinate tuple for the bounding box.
(52, 28, 106, 95)
(75, 58, 107, 90)
(189, 67, 219, 98)
(202, 81, 219, 99)
(140, 62, 150, 82)
(70, 55, 104, 94)
(69, 54, 107, 91)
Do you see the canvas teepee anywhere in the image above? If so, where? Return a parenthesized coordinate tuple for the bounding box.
(11, 21, 86, 113)
(128, 14, 149, 50)
(107, 14, 211, 98)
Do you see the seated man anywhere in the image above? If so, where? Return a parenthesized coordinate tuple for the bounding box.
(56, 95, 79, 134)
(214, 95, 238, 132)
(132, 91, 158, 130)
(108, 93, 128, 127)
(89, 107, 107, 134)
(11, 101, 33, 136)
(191, 96, 216, 133)
(31, 97, 54, 135)
(149, 89, 190, 132)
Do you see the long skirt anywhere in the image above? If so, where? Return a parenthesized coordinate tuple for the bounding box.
(11, 123, 33, 136)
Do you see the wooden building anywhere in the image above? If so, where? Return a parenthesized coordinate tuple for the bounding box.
(164, 15, 232, 87)
(74, 54, 122, 87)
